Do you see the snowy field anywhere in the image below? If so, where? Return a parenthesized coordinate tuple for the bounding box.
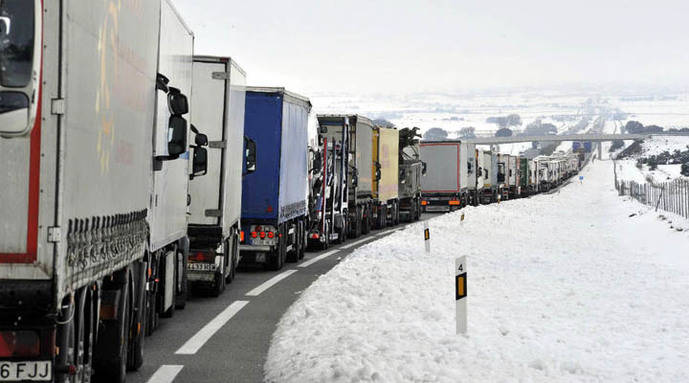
(265, 161, 689, 382)
(308, 91, 689, 138)
(616, 136, 689, 183)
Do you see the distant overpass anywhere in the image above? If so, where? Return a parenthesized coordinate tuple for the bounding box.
(461, 132, 689, 145)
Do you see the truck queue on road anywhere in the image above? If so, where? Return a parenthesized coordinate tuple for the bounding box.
(0, 1, 582, 382)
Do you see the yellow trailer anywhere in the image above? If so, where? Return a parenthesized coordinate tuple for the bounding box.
(372, 126, 400, 228)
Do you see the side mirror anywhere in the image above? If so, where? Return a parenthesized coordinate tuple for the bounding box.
(312, 152, 323, 173)
(191, 147, 208, 178)
(167, 115, 187, 158)
(352, 168, 359, 187)
(421, 162, 427, 176)
(195, 133, 208, 147)
(375, 162, 382, 181)
(156, 73, 170, 92)
(244, 136, 257, 174)
(0, 92, 30, 136)
(167, 87, 189, 115)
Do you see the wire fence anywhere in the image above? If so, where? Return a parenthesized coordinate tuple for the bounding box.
(615, 177, 689, 219)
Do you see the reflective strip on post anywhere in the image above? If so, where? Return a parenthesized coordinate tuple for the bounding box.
(456, 256, 467, 334)
(424, 222, 430, 254)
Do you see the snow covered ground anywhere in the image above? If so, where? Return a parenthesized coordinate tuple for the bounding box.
(617, 160, 685, 184)
(265, 161, 689, 382)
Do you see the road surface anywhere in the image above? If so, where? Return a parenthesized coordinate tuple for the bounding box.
(128, 214, 439, 383)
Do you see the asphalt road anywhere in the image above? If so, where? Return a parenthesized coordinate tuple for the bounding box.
(128, 213, 439, 383)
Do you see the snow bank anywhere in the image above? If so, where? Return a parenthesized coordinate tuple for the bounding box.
(265, 162, 689, 383)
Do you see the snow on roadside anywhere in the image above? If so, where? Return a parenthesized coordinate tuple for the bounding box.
(265, 161, 689, 383)
(637, 136, 689, 157)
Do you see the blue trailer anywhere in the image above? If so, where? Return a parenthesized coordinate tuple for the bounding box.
(239, 87, 311, 270)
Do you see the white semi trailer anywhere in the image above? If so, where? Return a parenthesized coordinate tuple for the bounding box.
(0, 2, 202, 382)
(187, 56, 248, 295)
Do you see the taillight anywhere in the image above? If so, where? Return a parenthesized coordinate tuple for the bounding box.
(259, 232, 266, 239)
(311, 233, 319, 239)
(251, 232, 258, 238)
(421, 200, 428, 206)
(240, 231, 245, 243)
(448, 200, 460, 206)
(267, 232, 275, 239)
(0, 331, 41, 358)
(190, 251, 214, 262)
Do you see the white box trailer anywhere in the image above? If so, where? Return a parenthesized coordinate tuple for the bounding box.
(146, 0, 196, 332)
(419, 140, 471, 211)
(0, 1, 198, 380)
(477, 149, 496, 203)
(187, 56, 247, 296)
(507, 155, 520, 198)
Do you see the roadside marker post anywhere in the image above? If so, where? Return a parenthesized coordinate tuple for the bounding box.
(455, 256, 467, 334)
(460, 212, 465, 226)
(424, 222, 430, 254)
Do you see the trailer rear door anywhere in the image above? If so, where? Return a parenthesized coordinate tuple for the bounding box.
(189, 60, 226, 226)
(420, 142, 460, 193)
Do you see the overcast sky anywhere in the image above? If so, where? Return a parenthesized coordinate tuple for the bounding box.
(173, 0, 689, 95)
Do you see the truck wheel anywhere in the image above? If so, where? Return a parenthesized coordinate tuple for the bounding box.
(81, 285, 98, 383)
(298, 221, 306, 260)
(266, 226, 286, 270)
(175, 246, 188, 310)
(362, 205, 372, 234)
(211, 257, 226, 297)
(55, 295, 75, 383)
(160, 252, 176, 319)
(286, 223, 299, 263)
(226, 234, 238, 284)
(145, 256, 159, 336)
(128, 262, 146, 371)
(73, 287, 88, 383)
(94, 269, 130, 383)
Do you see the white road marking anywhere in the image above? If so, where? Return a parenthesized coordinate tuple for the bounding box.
(175, 301, 249, 355)
(298, 249, 340, 268)
(147, 365, 184, 383)
(339, 236, 376, 249)
(245, 270, 298, 297)
(376, 228, 401, 237)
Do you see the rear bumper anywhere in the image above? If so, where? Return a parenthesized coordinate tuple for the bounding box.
(239, 244, 271, 252)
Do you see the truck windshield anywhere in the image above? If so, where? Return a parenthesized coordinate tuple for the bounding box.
(0, 0, 34, 88)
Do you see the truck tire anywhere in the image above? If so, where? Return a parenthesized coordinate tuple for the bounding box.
(94, 269, 130, 383)
(160, 252, 176, 319)
(286, 223, 299, 263)
(298, 220, 306, 260)
(211, 256, 226, 297)
(145, 255, 159, 336)
(393, 201, 400, 226)
(362, 205, 372, 234)
(128, 262, 147, 370)
(266, 224, 286, 270)
(226, 234, 238, 284)
(175, 241, 189, 310)
(81, 285, 98, 383)
(55, 296, 75, 383)
(73, 287, 88, 383)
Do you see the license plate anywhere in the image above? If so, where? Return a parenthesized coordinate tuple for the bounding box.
(0, 361, 51, 381)
(187, 263, 216, 272)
